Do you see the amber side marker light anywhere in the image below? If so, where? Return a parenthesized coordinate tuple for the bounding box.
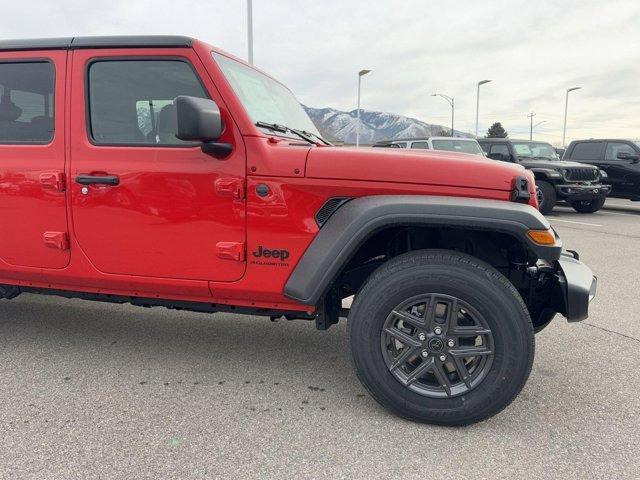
(527, 229, 556, 246)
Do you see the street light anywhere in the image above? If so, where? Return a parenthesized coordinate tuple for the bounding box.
(562, 87, 581, 147)
(475, 80, 492, 137)
(432, 93, 454, 136)
(531, 120, 546, 140)
(356, 69, 371, 147)
(247, 0, 253, 64)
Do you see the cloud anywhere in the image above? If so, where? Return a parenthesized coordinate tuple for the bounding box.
(2, 0, 638, 144)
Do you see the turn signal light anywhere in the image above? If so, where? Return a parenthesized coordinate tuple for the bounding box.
(527, 229, 556, 246)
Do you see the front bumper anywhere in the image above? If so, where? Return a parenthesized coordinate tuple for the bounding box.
(555, 252, 597, 322)
(556, 183, 611, 200)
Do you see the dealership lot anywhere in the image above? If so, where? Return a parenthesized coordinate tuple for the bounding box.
(0, 199, 639, 480)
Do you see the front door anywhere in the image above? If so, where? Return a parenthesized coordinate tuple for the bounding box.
(603, 141, 640, 197)
(0, 51, 69, 272)
(69, 49, 246, 282)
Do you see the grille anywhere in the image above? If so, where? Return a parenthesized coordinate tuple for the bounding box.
(564, 168, 598, 182)
(315, 197, 351, 227)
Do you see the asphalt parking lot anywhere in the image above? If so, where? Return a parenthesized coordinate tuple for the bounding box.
(1, 198, 639, 480)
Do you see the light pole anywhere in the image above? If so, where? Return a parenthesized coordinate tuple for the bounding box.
(562, 87, 581, 147)
(432, 93, 454, 136)
(475, 80, 492, 137)
(356, 69, 371, 147)
(532, 120, 546, 140)
(247, 0, 253, 64)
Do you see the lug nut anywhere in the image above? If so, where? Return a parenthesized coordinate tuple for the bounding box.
(418, 333, 426, 341)
(447, 339, 455, 347)
(439, 354, 446, 362)
(434, 327, 442, 335)
(421, 350, 429, 358)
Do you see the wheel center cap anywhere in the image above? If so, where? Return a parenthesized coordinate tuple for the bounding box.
(428, 338, 444, 352)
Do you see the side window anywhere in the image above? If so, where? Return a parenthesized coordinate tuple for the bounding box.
(0, 61, 55, 144)
(479, 143, 490, 154)
(571, 142, 602, 160)
(88, 59, 208, 145)
(410, 141, 430, 149)
(605, 142, 635, 161)
(490, 144, 510, 158)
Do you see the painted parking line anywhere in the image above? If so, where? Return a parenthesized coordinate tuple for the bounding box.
(549, 218, 603, 227)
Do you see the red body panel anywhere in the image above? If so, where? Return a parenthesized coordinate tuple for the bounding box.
(0, 50, 69, 279)
(0, 39, 539, 312)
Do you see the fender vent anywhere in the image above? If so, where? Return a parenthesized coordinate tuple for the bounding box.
(315, 197, 352, 227)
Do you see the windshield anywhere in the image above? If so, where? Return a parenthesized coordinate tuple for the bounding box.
(635, 141, 640, 149)
(512, 141, 558, 159)
(431, 139, 484, 156)
(212, 52, 321, 137)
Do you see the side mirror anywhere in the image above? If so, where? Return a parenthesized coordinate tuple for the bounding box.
(617, 151, 640, 163)
(175, 96, 232, 158)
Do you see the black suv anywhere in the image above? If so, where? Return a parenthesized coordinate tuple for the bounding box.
(563, 139, 640, 201)
(478, 139, 610, 214)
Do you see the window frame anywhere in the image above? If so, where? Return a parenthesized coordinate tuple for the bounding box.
(0, 58, 56, 146)
(84, 55, 211, 148)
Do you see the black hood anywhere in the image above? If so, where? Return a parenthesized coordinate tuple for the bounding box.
(518, 158, 598, 170)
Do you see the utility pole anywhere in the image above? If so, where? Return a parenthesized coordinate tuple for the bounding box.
(247, 0, 254, 64)
(527, 112, 536, 140)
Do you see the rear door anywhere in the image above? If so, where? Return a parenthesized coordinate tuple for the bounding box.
(0, 51, 69, 271)
(69, 48, 246, 281)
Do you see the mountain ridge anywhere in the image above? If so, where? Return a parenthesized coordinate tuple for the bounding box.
(303, 105, 473, 144)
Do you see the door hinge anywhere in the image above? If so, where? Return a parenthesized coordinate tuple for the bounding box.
(43, 232, 70, 250)
(215, 178, 245, 200)
(40, 172, 66, 192)
(216, 242, 245, 261)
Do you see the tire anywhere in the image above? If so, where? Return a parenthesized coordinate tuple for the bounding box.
(348, 249, 534, 426)
(570, 196, 606, 213)
(536, 181, 557, 215)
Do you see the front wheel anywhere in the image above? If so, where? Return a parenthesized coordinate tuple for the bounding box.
(570, 196, 606, 213)
(348, 250, 534, 426)
(536, 181, 557, 215)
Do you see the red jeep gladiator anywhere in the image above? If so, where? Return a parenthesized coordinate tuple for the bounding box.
(0, 36, 596, 425)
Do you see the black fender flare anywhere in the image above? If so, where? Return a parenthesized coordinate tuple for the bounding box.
(529, 168, 560, 183)
(284, 195, 562, 305)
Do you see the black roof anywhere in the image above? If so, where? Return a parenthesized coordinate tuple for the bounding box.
(0, 36, 193, 52)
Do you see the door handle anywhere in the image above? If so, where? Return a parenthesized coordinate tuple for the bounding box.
(75, 174, 120, 186)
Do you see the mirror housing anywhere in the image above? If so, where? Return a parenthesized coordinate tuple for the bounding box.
(175, 96, 232, 158)
(617, 151, 640, 163)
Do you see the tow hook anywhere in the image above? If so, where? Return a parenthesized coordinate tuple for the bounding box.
(526, 264, 556, 283)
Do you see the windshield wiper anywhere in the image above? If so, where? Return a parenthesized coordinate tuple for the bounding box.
(255, 121, 318, 144)
(300, 129, 332, 146)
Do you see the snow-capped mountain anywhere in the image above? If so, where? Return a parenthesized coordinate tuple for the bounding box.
(303, 106, 472, 144)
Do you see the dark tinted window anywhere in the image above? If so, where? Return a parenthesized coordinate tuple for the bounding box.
(605, 142, 635, 161)
(0, 62, 54, 143)
(88, 60, 208, 145)
(490, 144, 510, 157)
(570, 142, 602, 160)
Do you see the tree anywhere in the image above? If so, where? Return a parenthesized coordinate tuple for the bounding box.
(486, 122, 508, 138)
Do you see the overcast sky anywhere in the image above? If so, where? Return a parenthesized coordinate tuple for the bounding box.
(2, 0, 638, 144)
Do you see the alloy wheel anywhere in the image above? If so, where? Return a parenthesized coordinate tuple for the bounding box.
(380, 294, 494, 398)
